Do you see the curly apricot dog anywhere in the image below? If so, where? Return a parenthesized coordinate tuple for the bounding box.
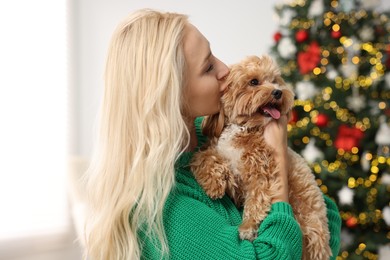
(191, 55, 331, 260)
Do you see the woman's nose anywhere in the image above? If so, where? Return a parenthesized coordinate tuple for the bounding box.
(216, 59, 230, 81)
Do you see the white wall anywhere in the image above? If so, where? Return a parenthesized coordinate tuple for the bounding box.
(71, 0, 280, 158)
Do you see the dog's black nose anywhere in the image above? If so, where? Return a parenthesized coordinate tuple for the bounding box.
(272, 89, 282, 99)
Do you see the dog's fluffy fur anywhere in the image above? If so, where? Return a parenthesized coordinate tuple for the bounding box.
(190, 55, 331, 260)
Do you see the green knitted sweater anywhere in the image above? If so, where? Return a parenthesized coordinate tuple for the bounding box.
(141, 117, 341, 259)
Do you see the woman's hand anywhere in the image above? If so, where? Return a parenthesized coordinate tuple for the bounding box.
(264, 115, 289, 203)
(264, 115, 288, 152)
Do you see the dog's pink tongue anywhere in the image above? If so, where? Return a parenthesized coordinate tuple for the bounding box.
(264, 107, 281, 119)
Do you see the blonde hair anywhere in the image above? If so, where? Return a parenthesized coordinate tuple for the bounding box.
(84, 9, 189, 260)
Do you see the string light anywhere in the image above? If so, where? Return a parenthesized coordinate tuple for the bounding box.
(313, 67, 321, 75)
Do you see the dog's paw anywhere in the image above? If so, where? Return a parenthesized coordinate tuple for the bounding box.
(194, 164, 230, 199)
(203, 170, 228, 199)
(239, 223, 258, 241)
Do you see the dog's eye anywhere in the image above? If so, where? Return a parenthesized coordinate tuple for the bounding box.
(249, 79, 259, 86)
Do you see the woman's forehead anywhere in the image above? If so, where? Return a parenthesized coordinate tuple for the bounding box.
(183, 24, 210, 66)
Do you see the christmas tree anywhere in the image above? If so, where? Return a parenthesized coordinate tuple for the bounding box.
(271, 0, 390, 259)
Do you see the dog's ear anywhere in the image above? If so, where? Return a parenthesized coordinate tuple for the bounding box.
(202, 110, 225, 138)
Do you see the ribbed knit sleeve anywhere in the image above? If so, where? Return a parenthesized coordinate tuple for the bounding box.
(324, 195, 342, 259)
(254, 202, 302, 259)
(140, 117, 303, 259)
(140, 180, 303, 260)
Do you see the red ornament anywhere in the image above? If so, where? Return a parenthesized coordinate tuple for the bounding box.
(331, 30, 342, 39)
(297, 42, 321, 74)
(289, 109, 299, 124)
(273, 32, 282, 42)
(315, 113, 329, 127)
(334, 125, 364, 151)
(386, 44, 390, 69)
(346, 216, 358, 228)
(385, 108, 390, 117)
(295, 29, 309, 43)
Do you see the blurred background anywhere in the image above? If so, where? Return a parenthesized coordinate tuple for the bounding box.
(271, 1, 390, 260)
(0, 0, 389, 259)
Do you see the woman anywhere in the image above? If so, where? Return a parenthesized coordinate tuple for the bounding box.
(84, 9, 341, 260)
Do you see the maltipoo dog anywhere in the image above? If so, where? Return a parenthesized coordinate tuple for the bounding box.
(190, 55, 331, 260)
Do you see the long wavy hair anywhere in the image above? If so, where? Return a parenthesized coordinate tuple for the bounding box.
(83, 9, 189, 260)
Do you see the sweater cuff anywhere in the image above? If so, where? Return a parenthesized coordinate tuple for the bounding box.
(255, 202, 302, 259)
(324, 196, 342, 259)
(270, 201, 294, 215)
